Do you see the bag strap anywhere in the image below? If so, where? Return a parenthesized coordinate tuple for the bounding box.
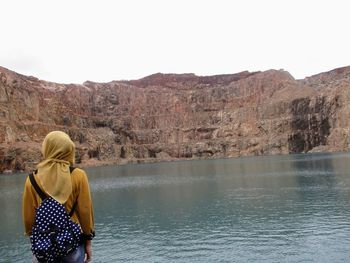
(28, 166, 78, 217)
(29, 171, 47, 200)
(68, 167, 77, 217)
(69, 200, 78, 217)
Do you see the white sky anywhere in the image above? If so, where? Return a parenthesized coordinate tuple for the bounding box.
(1, 0, 350, 84)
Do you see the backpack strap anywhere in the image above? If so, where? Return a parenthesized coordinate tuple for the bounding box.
(29, 167, 78, 217)
(69, 200, 78, 217)
(29, 171, 47, 201)
(68, 166, 77, 217)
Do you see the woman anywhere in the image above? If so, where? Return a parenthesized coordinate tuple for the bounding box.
(22, 131, 95, 263)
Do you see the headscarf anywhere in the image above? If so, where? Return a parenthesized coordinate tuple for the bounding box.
(36, 131, 76, 204)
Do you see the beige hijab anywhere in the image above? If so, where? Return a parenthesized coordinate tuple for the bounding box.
(36, 131, 75, 204)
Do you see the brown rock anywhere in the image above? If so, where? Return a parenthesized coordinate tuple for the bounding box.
(1, 65, 350, 173)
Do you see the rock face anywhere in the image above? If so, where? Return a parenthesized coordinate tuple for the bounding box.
(1, 65, 350, 173)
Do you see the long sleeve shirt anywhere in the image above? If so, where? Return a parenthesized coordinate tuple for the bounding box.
(22, 167, 95, 239)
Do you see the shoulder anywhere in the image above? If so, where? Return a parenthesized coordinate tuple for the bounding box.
(71, 167, 89, 183)
(23, 172, 41, 198)
(71, 167, 86, 175)
(24, 174, 34, 191)
(25, 171, 38, 189)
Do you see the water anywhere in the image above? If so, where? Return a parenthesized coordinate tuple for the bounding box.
(2, 152, 350, 262)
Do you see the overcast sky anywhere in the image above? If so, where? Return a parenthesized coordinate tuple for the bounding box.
(1, 0, 349, 84)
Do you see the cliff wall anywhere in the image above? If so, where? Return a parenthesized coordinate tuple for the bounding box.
(1, 65, 350, 173)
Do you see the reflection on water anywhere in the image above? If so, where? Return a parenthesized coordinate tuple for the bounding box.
(2, 153, 350, 262)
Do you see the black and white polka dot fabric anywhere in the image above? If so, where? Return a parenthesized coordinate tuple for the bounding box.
(30, 197, 82, 262)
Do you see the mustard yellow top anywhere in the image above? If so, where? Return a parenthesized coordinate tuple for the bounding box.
(22, 167, 95, 238)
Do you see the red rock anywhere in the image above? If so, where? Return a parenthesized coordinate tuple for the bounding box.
(1, 65, 350, 173)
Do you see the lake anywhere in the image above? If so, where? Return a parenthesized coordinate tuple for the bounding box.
(1, 152, 350, 262)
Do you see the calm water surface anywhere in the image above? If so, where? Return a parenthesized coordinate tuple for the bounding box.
(1, 153, 350, 262)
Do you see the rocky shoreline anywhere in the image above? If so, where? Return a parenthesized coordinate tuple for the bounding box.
(1, 65, 350, 173)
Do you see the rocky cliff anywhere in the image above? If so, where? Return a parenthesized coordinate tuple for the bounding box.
(1, 65, 350, 173)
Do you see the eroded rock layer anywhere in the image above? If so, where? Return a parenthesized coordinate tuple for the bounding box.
(1, 66, 350, 173)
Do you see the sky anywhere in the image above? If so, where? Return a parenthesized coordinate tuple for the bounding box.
(1, 0, 350, 84)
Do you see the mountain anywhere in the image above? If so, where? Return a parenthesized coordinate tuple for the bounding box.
(1, 65, 350, 173)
